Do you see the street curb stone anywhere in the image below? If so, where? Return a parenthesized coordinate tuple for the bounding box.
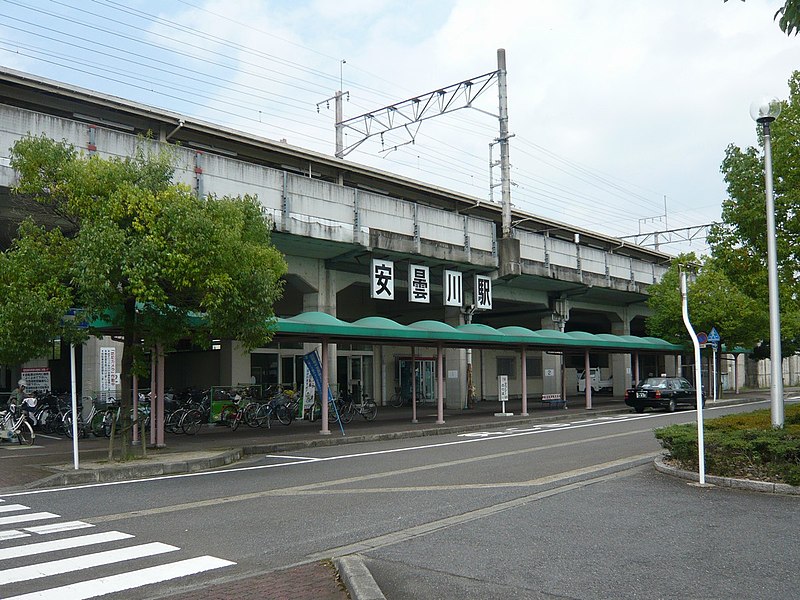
(654, 455, 800, 495)
(334, 555, 386, 600)
(26, 448, 242, 489)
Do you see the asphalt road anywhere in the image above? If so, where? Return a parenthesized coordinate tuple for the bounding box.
(1, 399, 797, 599)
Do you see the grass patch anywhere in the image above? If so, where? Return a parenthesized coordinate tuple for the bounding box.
(654, 403, 800, 486)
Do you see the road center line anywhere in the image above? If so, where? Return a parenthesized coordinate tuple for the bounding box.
(305, 464, 652, 561)
(82, 432, 657, 525)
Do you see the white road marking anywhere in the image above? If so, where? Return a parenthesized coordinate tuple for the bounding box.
(0, 531, 133, 561)
(264, 454, 320, 462)
(25, 521, 94, 535)
(0, 542, 179, 584)
(0, 530, 29, 541)
(3, 556, 236, 600)
(1, 399, 767, 499)
(0, 513, 57, 527)
(0, 504, 29, 513)
(306, 463, 651, 561)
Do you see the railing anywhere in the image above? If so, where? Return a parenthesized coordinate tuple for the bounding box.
(0, 103, 668, 285)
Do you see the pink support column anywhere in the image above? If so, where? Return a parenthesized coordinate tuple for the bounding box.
(411, 346, 418, 424)
(521, 347, 528, 416)
(156, 344, 165, 448)
(584, 349, 592, 409)
(132, 375, 139, 445)
(150, 347, 157, 448)
(436, 344, 445, 425)
(320, 339, 331, 435)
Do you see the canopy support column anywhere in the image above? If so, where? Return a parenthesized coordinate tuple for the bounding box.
(411, 346, 418, 424)
(156, 344, 165, 448)
(521, 347, 528, 416)
(132, 375, 139, 445)
(436, 344, 445, 425)
(634, 352, 640, 385)
(584, 349, 592, 409)
(150, 348, 157, 448)
(320, 338, 331, 435)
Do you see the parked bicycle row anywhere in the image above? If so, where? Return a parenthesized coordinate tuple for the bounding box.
(1, 383, 382, 444)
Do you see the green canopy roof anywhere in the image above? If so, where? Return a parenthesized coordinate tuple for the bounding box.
(275, 312, 685, 353)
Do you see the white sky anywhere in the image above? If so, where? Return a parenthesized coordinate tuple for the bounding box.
(1, 0, 798, 255)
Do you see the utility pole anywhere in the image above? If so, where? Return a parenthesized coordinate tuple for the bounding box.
(317, 90, 349, 158)
(497, 48, 512, 238)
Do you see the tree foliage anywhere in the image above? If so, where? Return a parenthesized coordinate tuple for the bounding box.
(725, 0, 800, 36)
(708, 70, 800, 358)
(2, 135, 287, 454)
(646, 253, 766, 350)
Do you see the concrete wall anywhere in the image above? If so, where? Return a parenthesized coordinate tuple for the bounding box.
(0, 104, 668, 290)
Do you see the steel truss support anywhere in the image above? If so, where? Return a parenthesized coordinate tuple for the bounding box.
(335, 70, 499, 158)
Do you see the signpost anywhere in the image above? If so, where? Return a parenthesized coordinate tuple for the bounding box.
(708, 328, 721, 402)
(494, 375, 513, 417)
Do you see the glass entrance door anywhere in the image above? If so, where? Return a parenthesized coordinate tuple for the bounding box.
(398, 358, 436, 404)
(337, 354, 374, 400)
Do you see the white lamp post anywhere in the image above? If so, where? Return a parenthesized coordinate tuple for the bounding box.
(750, 97, 784, 428)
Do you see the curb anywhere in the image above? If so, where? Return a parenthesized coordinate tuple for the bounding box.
(334, 555, 386, 600)
(25, 449, 243, 489)
(654, 455, 800, 495)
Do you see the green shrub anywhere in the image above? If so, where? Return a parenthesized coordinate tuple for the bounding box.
(654, 403, 800, 485)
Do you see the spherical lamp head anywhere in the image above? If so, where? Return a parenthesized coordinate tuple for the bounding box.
(750, 97, 782, 123)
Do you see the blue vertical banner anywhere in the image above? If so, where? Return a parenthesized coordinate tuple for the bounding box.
(303, 350, 344, 435)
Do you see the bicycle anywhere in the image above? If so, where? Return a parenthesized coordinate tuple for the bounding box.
(0, 399, 36, 445)
(328, 392, 353, 424)
(166, 395, 209, 435)
(390, 387, 406, 408)
(217, 395, 244, 431)
(344, 392, 377, 421)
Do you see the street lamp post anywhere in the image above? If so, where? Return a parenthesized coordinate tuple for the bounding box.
(750, 97, 784, 428)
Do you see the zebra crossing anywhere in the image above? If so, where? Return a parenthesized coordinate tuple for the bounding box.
(0, 498, 235, 599)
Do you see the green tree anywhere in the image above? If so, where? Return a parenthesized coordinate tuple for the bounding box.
(725, 0, 800, 36)
(709, 70, 800, 358)
(2, 135, 287, 455)
(646, 254, 766, 350)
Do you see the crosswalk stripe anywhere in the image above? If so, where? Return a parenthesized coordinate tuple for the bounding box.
(0, 542, 179, 585)
(0, 504, 29, 514)
(4, 555, 236, 600)
(0, 531, 29, 542)
(25, 522, 94, 535)
(0, 513, 58, 527)
(0, 531, 133, 561)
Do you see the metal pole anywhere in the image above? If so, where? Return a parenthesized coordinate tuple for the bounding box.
(712, 346, 717, 403)
(70, 343, 79, 470)
(681, 271, 706, 485)
(497, 48, 512, 238)
(761, 120, 784, 428)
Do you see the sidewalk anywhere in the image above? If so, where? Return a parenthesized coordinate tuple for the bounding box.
(0, 392, 771, 600)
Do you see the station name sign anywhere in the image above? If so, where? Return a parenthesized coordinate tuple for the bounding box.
(371, 258, 491, 310)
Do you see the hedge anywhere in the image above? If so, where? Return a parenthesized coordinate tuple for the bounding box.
(654, 403, 800, 486)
